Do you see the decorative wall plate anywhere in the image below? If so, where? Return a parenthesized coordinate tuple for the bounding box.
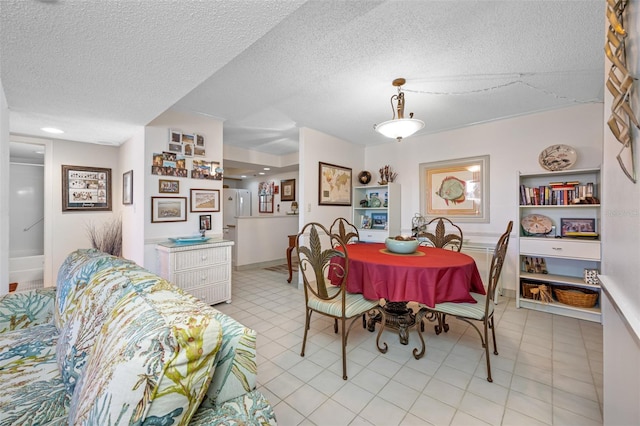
(538, 144, 577, 171)
(358, 170, 372, 185)
(521, 214, 553, 235)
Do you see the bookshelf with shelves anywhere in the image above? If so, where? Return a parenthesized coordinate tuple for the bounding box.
(352, 182, 400, 242)
(516, 168, 601, 322)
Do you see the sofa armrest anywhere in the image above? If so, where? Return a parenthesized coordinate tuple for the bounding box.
(200, 312, 258, 407)
(0, 287, 56, 333)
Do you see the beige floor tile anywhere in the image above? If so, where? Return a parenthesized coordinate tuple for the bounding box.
(227, 268, 603, 426)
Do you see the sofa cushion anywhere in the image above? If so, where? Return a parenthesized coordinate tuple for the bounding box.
(0, 287, 56, 333)
(0, 324, 70, 425)
(200, 312, 258, 407)
(190, 390, 278, 425)
(54, 248, 130, 330)
(68, 285, 223, 425)
(56, 259, 164, 395)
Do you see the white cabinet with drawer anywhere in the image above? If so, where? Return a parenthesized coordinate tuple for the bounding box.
(156, 240, 234, 305)
(516, 168, 602, 322)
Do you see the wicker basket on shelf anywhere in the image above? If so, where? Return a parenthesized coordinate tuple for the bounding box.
(553, 286, 599, 308)
(521, 282, 538, 299)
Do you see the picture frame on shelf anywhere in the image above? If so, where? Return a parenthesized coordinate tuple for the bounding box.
(318, 162, 352, 206)
(151, 196, 187, 223)
(371, 212, 388, 229)
(62, 165, 112, 211)
(281, 179, 296, 201)
(419, 155, 489, 223)
(199, 214, 212, 231)
(361, 215, 371, 229)
(560, 218, 597, 237)
(122, 170, 133, 205)
(158, 179, 179, 194)
(190, 188, 220, 212)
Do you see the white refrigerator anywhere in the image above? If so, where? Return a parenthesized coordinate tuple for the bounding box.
(223, 189, 251, 266)
(223, 189, 251, 226)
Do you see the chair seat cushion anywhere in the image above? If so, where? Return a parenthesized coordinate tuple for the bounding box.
(307, 285, 379, 318)
(432, 292, 492, 320)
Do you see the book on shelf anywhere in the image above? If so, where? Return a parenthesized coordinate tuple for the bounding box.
(520, 181, 598, 206)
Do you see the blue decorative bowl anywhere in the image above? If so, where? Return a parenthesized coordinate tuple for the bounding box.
(385, 237, 419, 254)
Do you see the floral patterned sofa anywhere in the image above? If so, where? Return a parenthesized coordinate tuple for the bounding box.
(0, 249, 277, 425)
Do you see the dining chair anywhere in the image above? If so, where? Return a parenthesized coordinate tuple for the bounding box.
(417, 220, 513, 382)
(329, 217, 369, 327)
(330, 217, 360, 246)
(416, 216, 464, 251)
(296, 222, 386, 380)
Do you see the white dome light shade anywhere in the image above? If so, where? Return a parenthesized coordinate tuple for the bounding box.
(374, 118, 425, 140)
(374, 77, 424, 142)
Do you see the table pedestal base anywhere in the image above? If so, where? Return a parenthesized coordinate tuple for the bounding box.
(367, 301, 415, 345)
(368, 302, 440, 359)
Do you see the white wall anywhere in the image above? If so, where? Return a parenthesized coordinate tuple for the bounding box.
(299, 127, 365, 229)
(119, 128, 146, 265)
(235, 216, 298, 267)
(365, 103, 603, 294)
(0, 79, 8, 294)
(49, 140, 121, 284)
(143, 110, 224, 271)
(600, 4, 640, 424)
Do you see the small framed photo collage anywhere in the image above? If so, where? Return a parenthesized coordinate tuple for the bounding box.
(150, 129, 224, 225)
(151, 129, 223, 180)
(170, 129, 206, 158)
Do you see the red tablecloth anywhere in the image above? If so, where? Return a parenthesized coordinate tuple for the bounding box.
(332, 243, 485, 307)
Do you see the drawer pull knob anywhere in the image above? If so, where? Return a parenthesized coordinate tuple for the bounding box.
(552, 247, 562, 251)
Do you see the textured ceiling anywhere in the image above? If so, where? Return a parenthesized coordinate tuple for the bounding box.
(1, 1, 604, 178)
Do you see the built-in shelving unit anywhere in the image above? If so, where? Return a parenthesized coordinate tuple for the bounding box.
(352, 183, 400, 242)
(516, 168, 601, 322)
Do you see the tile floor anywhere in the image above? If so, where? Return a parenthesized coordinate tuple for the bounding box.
(213, 267, 603, 426)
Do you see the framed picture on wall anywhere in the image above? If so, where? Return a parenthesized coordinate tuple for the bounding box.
(318, 162, 352, 206)
(190, 188, 220, 212)
(281, 179, 296, 201)
(151, 197, 187, 223)
(62, 165, 112, 211)
(122, 170, 133, 205)
(158, 179, 180, 194)
(419, 155, 490, 223)
(199, 214, 212, 231)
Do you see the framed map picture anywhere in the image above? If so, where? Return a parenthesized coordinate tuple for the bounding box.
(318, 162, 352, 206)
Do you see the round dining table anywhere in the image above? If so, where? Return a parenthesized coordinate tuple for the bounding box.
(340, 243, 484, 306)
(330, 242, 485, 352)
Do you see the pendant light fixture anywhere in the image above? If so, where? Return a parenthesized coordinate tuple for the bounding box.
(374, 78, 424, 142)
